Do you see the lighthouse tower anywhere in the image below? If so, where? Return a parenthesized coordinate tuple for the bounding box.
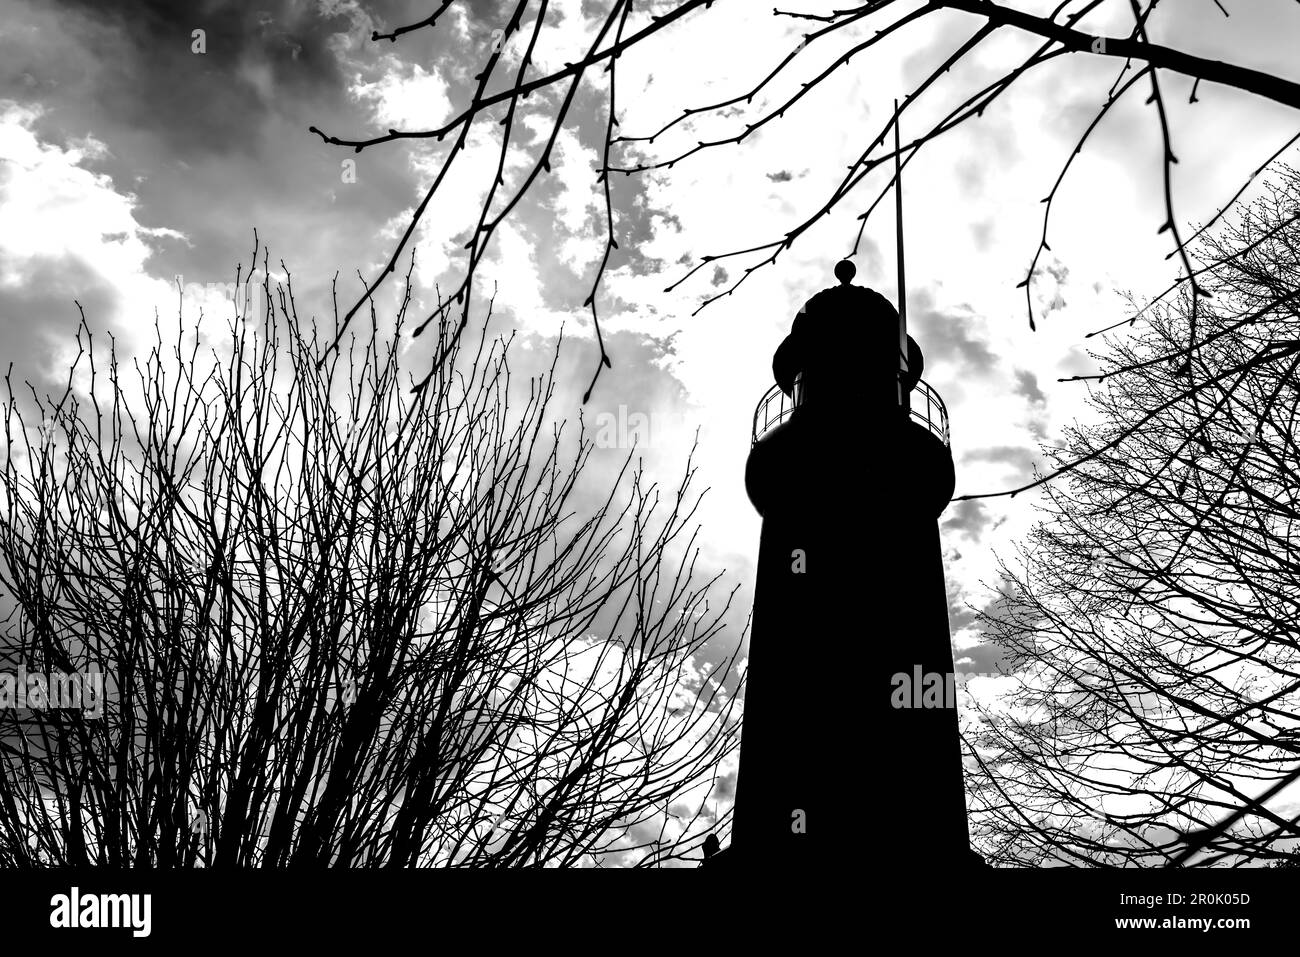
(708, 260, 976, 870)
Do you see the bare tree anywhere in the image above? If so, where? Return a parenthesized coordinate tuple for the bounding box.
(310, 0, 1300, 410)
(0, 248, 743, 868)
(963, 166, 1300, 867)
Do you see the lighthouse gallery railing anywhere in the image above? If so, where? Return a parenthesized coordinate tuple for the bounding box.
(751, 375, 950, 447)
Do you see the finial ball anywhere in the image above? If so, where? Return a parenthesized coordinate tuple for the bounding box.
(834, 260, 856, 285)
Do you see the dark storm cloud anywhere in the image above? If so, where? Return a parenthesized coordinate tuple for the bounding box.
(0, 0, 475, 359)
(0, 257, 119, 389)
(35, 0, 364, 157)
(766, 170, 793, 183)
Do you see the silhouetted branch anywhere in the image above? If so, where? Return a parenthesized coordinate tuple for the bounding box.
(309, 0, 1300, 417)
(0, 249, 744, 868)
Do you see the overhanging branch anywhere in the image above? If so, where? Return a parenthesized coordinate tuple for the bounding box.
(941, 0, 1300, 112)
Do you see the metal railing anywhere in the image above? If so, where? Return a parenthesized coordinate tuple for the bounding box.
(751, 374, 950, 446)
(907, 378, 950, 447)
(751, 374, 803, 445)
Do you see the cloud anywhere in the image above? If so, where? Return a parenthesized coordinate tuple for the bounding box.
(0, 103, 180, 372)
(1032, 257, 1070, 319)
(34, 0, 366, 155)
(352, 60, 453, 129)
(0, 0, 431, 352)
(961, 445, 1039, 481)
(1013, 369, 1047, 406)
(911, 295, 998, 377)
(8, 1, 1300, 788)
(943, 499, 991, 541)
(954, 641, 1008, 678)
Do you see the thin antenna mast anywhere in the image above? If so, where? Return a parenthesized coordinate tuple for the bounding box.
(894, 98, 908, 408)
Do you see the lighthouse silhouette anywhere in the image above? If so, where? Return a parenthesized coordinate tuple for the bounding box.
(705, 108, 981, 871)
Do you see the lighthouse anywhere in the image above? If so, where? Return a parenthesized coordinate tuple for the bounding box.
(705, 259, 977, 870)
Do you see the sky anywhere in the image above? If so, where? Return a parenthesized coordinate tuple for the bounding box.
(2, 0, 1300, 694)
